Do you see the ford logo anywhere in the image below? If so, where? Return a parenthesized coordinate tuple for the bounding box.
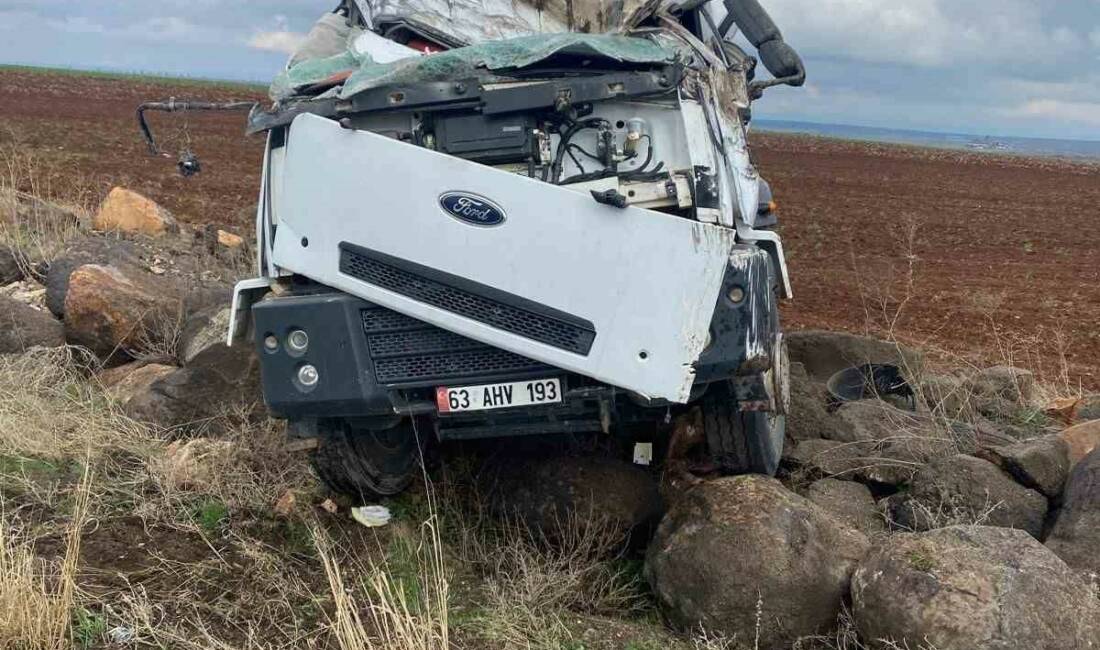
(439, 192, 506, 227)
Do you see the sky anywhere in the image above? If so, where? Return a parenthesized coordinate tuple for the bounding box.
(1, 0, 1099, 140)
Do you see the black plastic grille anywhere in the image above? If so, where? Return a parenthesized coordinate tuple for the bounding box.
(361, 307, 552, 385)
(373, 348, 553, 384)
(361, 308, 423, 333)
(341, 247, 594, 355)
(368, 328, 481, 358)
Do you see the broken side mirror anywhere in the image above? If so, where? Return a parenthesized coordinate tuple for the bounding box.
(749, 40, 806, 96)
(721, 40, 757, 82)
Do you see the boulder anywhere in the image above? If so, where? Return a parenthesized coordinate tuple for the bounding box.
(1077, 395, 1100, 422)
(832, 400, 921, 443)
(786, 362, 843, 442)
(216, 230, 244, 249)
(966, 365, 1036, 404)
(970, 395, 1036, 429)
(1043, 396, 1081, 425)
(485, 455, 662, 536)
(177, 305, 232, 365)
(63, 264, 181, 359)
(44, 237, 142, 317)
(92, 187, 178, 237)
(976, 434, 1070, 498)
(852, 525, 1100, 650)
(1058, 419, 1100, 467)
(0, 248, 25, 284)
(97, 362, 177, 405)
(787, 438, 912, 486)
(0, 295, 65, 353)
(919, 373, 970, 420)
(1, 279, 48, 309)
(124, 342, 260, 431)
(891, 454, 1048, 538)
(786, 330, 922, 382)
(789, 401, 974, 486)
(1046, 447, 1100, 576)
(646, 476, 868, 649)
(806, 478, 885, 536)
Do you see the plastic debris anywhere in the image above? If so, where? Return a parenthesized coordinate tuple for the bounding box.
(351, 505, 393, 527)
(108, 626, 135, 645)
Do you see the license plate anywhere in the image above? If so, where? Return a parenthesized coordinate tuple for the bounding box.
(436, 378, 562, 413)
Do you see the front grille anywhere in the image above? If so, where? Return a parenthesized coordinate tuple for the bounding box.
(368, 328, 481, 358)
(341, 245, 595, 355)
(362, 307, 553, 385)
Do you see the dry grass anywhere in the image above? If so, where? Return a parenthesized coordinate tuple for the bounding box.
(843, 214, 1073, 446)
(0, 323, 971, 650)
(452, 503, 648, 649)
(146, 411, 309, 514)
(317, 515, 450, 650)
(0, 465, 91, 650)
(791, 609, 941, 650)
(0, 135, 91, 271)
(128, 306, 188, 363)
(0, 347, 150, 461)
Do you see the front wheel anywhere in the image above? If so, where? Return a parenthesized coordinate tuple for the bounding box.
(311, 417, 421, 501)
(700, 380, 786, 476)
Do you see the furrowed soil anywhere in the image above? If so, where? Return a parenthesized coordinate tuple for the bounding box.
(2, 67, 1098, 388)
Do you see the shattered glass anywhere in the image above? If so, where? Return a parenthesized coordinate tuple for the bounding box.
(270, 0, 673, 102)
(271, 32, 676, 102)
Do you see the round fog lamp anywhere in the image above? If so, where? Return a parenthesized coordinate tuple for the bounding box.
(263, 335, 278, 351)
(727, 286, 746, 304)
(287, 329, 309, 353)
(297, 364, 319, 387)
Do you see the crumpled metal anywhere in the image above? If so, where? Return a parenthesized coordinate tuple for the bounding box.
(271, 0, 676, 102)
(271, 32, 675, 102)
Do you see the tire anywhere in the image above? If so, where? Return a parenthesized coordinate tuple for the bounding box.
(700, 379, 785, 476)
(311, 417, 420, 500)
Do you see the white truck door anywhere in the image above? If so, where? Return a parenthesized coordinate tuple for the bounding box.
(271, 113, 735, 403)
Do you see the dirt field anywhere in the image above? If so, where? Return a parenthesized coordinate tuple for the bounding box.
(753, 134, 1100, 389)
(2, 67, 1098, 388)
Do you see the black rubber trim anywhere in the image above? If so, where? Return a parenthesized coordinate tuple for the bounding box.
(339, 242, 596, 356)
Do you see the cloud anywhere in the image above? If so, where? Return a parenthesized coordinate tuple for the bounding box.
(1004, 99, 1100, 126)
(49, 16, 106, 34)
(247, 30, 306, 54)
(764, 0, 1091, 71)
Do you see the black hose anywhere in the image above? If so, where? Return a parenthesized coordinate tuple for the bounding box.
(551, 117, 609, 184)
(137, 99, 256, 155)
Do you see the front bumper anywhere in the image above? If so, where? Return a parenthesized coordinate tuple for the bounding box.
(247, 244, 777, 424)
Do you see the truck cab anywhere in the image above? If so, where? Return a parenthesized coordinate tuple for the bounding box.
(228, 0, 804, 498)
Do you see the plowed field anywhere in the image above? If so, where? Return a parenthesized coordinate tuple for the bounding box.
(3, 67, 1098, 388)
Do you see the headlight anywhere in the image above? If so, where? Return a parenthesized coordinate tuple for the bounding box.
(287, 329, 309, 354)
(297, 364, 319, 388)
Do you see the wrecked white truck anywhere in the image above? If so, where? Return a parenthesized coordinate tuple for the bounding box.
(226, 0, 805, 497)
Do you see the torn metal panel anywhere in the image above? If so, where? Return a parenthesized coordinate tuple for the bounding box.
(361, 0, 661, 42)
(272, 0, 678, 101)
(273, 32, 677, 102)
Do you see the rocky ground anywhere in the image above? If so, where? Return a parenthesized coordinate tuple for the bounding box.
(2, 185, 1100, 649)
